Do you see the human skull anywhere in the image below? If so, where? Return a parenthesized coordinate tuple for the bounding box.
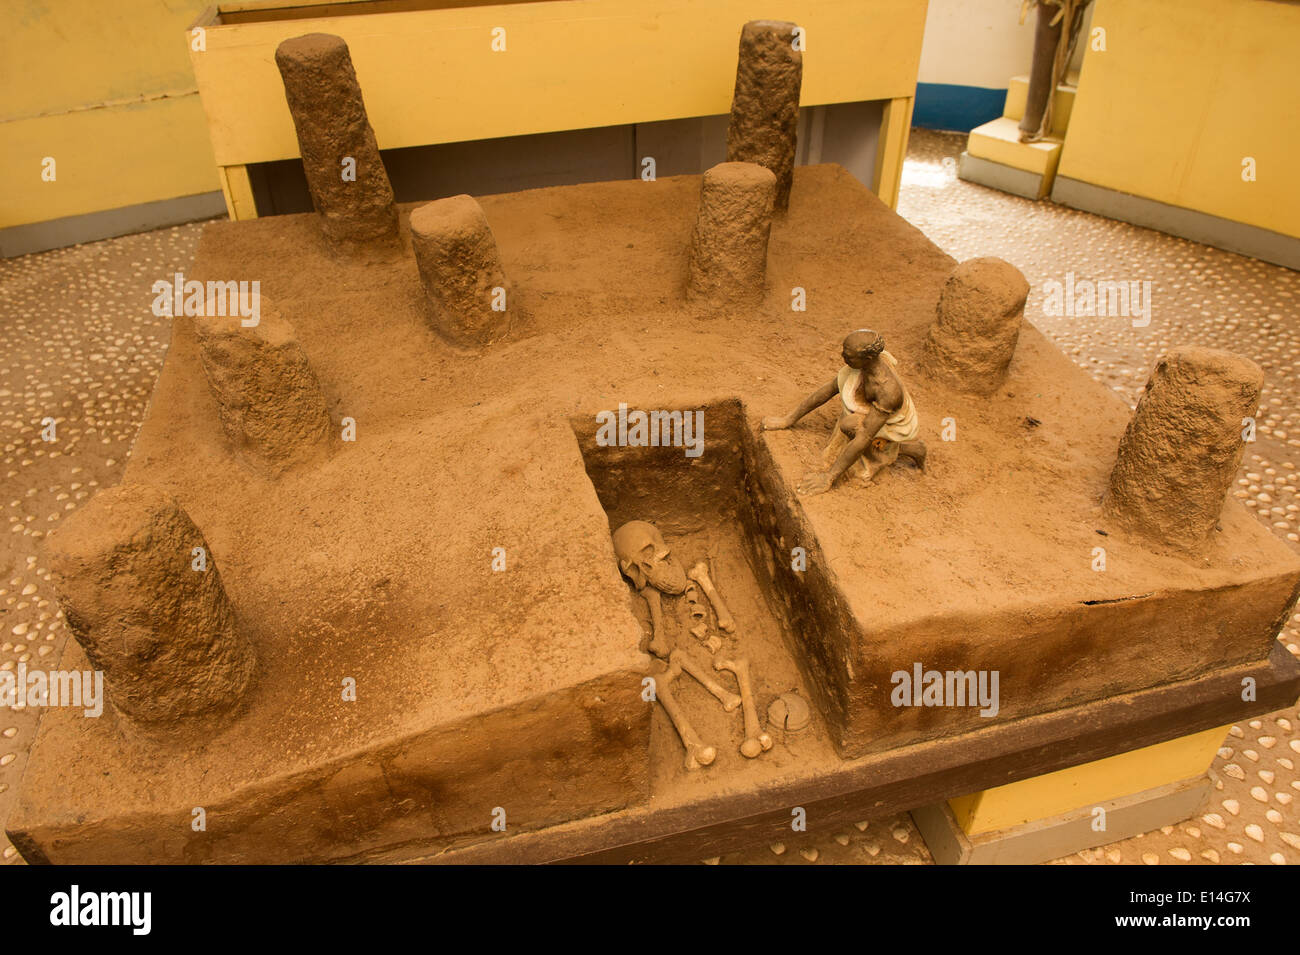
(611, 520, 687, 595)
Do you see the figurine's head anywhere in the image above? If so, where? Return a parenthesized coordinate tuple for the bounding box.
(842, 329, 885, 369)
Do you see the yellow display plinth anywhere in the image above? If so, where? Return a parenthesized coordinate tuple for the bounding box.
(967, 117, 1062, 179)
(949, 724, 1228, 836)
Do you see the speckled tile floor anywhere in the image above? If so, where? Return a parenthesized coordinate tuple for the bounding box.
(1, 130, 1296, 866)
(0, 224, 197, 864)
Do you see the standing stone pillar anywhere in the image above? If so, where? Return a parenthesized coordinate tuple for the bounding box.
(921, 257, 1030, 393)
(409, 195, 510, 347)
(45, 485, 256, 723)
(193, 298, 332, 470)
(686, 162, 776, 309)
(1105, 348, 1262, 551)
(275, 33, 397, 244)
(725, 20, 803, 212)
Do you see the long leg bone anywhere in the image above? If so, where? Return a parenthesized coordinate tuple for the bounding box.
(657, 663, 716, 770)
(714, 657, 773, 758)
(688, 562, 735, 633)
(670, 649, 742, 712)
(641, 587, 670, 658)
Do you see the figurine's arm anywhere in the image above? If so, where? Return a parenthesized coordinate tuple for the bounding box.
(761, 378, 838, 431)
(796, 407, 889, 495)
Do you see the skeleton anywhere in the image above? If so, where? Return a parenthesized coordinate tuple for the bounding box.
(612, 520, 688, 658)
(670, 649, 742, 712)
(714, 657, 773, 758)
(657, 660, 716, 770)
(688, 562, 735, 633)
(612, 522, 776, 763)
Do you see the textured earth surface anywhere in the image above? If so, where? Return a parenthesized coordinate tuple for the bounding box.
(1, 128, 1296, 865)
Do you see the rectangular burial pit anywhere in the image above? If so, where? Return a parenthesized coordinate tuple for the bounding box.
(572, 399, 844, 800)
(580, 395, 1300, 773)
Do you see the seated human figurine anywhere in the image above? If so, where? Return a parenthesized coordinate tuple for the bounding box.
(762, 329, 927, 495)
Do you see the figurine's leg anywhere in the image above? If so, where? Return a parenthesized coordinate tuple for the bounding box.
(823, 412, 867, 472)
(801, 414, 886, 495)
(820, 426, 848, 468)
(861, 439, 900, 481)
(898, 439, 927, 471)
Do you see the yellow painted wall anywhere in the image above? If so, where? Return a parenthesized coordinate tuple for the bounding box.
(4, 0, 927, 229)
(949, 724, 1228, 836)
(0, 0, 220, 229)
(189, 0, 928, 166)
(1058, 0, 1300, 238)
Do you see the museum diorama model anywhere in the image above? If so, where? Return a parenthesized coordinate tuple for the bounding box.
(7, 19, 1298, 866)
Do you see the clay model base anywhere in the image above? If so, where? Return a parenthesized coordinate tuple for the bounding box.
(10, 165, 1300, 864)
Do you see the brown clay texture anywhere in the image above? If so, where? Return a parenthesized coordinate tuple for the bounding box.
(1106, 347, 1263, 551)
(193, 303, 331, 470)
(725, 20, 802, 212)
(7, 164, 1298, 864)
(686, 162, 776, 308)
(274, 33, 397, 245)
(4, 131, 1300, 866)
(43, 484, 255, 724)
(922, 255, 1030, 393)
(409, 195, 511, 347)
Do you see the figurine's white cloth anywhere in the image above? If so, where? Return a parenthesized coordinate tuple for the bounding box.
(835, 351, 919, 444)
